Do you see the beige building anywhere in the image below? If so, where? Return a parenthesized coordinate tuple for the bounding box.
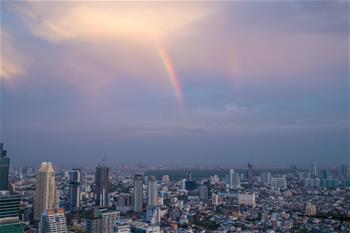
(305, 203, 317, 216)
(34, 162, 59, 221)
(238, 192, 256, 206)
(38, 208, 67, 233)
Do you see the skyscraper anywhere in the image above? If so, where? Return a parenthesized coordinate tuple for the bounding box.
(187, 171, 192, 181)
(229, 169, 235, 189)
(68, 168, 81, 210)
(261, 172, 272, 185)
(133, 175, 144, 212)
(38, 208, 67, 233)
(0, 143, 9, 190)
(199, 185, 209, 201)
(0, 191, 24, 233)
(34, 162, 59, 221)
(95, 165, 109, 207)
(247, 163, 254, 186)
(148, 176, 158, 207)
(309, 163, 318, 178)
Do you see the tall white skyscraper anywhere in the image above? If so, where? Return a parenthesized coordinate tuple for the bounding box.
(133, 175, 144, 212)
(34, 162, 59, 221)
(229, 169, 235, 189)
(148, 176, 158, 207)
(38, 208, 67, 233)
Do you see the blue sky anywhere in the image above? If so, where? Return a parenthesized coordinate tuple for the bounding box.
(1, 1, 349, 167)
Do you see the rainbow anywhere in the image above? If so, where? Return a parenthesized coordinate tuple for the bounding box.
(158, 47, 184, 109)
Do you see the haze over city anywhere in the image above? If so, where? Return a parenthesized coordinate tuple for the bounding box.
(1, 1, 349, 167)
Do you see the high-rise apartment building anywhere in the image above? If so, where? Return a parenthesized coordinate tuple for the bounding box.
(148, 176, 158, 207)
(68, 168, 81, 210)
(38, 208, 67, 233)
(0, 143, 9, 190)
(34, 162, 59, 221)
(133, 175, 144, 212)
(261, 172, 272, 185)
(95, 165, 109, 207)
(0, 191, 24, 233)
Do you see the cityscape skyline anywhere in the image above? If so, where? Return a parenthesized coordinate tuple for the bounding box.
(1, 1, 349, 167)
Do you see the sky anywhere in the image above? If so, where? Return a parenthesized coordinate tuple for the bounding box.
(0, 1, 349, 168)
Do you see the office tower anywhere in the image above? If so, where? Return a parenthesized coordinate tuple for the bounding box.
(238, 192, 256, 206)
(199, 185, 209, 201)
(95, 165, 109, 207)
(261, 172, 272, 185)
(86, 208, 119, 233)
(0, 143, 9, 190)
(305, 203, 317, 216)
(309, 163, 318, 178)
(232, 173, 241, 189)
(133, 175, 144, 212)
(148, 176, 158, 207)
(34, 162, 59, 221)
(185, 171, 196, 190)
(187, 171, 192, 181)
(247, 163, 254, 186)
(0, 191, 24, 233)
(68, 168, 81, 210)
(38, 208, 67, 233)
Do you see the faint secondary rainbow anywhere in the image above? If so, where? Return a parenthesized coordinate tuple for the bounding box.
(158, 47, 184, 109)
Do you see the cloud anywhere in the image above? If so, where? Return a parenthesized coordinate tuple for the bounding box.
(13, 1, 210, 44)
(0, 30, 24, 80)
